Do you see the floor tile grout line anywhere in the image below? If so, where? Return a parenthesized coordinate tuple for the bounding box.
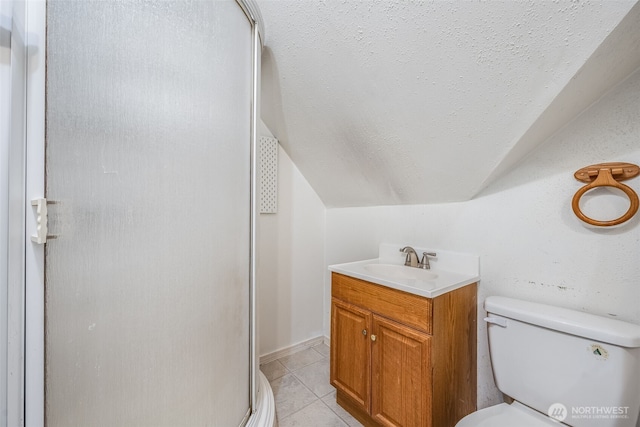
(268, 374, 317, 422)
(270, 373, 325, 424)
(284, 352, 332, 398)
(268, 371, 318, 406)
(289, 371, 316, 397)
(259, 359, 290, 382)
(290, 368, 335, 400)
(268, 344, 357, 425)
(277, 396, 323, 424)
(320, 395, 358, 427)
(279, 395, 350, 427)
(278, 349, 326, 373)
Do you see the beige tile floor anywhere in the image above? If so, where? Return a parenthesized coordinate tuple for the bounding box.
(260, 343, 363, 427)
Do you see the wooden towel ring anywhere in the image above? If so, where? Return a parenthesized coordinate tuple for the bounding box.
(572, 162, 639, 227)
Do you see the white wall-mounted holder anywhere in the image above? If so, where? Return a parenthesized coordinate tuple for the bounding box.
(30, 198, 48, 244)
(259, 136, 278, 214)
(572, 162, 639, 227)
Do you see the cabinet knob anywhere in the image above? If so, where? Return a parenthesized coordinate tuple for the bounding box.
(362, 329, 367, 336)
(370, 334, 377, 342)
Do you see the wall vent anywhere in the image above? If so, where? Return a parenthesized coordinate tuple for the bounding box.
(259, 136, 278, 214)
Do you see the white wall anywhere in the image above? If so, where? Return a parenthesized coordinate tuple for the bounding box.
(257, 123, 326, 357)
(325, 66, 640, 408)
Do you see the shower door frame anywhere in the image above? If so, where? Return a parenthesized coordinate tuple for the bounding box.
(17, 1, 265, 425)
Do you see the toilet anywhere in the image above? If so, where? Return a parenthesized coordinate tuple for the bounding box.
(456, 296, 640, 427)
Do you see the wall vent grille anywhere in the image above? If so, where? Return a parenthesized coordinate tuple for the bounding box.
(259, 136, 278, 214)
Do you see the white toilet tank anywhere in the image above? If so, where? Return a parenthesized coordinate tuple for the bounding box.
(485, 296, 640, 427)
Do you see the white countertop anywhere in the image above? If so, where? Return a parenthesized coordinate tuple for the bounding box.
(328, 244, 480, 298)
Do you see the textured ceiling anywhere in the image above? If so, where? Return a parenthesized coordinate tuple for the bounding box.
(259, 0, 638, 208)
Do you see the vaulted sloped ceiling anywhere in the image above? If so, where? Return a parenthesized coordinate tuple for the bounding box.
(259, 0, 639, 208)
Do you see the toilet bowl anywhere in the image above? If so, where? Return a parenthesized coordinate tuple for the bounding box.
(456, 402, 561, 427)
(456, 296, 640, 427)
(456, 402, 560, 427)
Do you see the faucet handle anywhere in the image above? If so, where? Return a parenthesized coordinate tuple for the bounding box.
(419, 252, 437, 270)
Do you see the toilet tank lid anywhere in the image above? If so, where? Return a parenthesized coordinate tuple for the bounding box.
(485, 296, 640, 348)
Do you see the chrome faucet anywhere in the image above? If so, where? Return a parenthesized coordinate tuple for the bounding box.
(399, 246, 419, 267)
(419, 252, 437, 270)
(400, 246, 437, 270)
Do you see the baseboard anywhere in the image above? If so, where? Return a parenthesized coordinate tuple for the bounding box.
(260, 335, 329, 365)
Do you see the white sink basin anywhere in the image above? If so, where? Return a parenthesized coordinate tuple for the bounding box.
(363, 264, 438, 281)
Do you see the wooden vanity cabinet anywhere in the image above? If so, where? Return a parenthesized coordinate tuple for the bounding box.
(330, 272, 477, 427)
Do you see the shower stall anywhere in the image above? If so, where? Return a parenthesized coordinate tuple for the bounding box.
(1, 0, 274, 425)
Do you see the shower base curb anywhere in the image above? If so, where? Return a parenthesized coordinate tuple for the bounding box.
(246, 371, 277, 427)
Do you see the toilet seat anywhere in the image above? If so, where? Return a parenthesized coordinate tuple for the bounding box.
(456, 402, 561, 427)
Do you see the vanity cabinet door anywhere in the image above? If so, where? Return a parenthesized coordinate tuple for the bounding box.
(371, 314, 432, 427)
(330, 298, 372, 413)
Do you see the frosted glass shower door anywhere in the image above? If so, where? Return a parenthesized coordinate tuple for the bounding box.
(44, 1, 252, 426)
